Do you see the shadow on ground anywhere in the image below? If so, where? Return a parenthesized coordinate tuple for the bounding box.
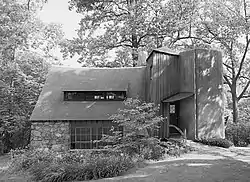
(0, 145, 250, 182)
(89, 152, 250, 182)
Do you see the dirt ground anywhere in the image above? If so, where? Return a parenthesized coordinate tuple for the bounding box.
(0, 142, 250, 182)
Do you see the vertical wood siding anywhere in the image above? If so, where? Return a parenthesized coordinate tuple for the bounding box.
(179, 51, 195, 93)
(146, 52, 180, 105)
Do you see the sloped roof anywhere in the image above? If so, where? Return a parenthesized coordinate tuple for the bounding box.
(30, 66, 146, 121)
(162, 92, 194, 103)
(153, 47, 180, 56)
(146, 47, 180, 62)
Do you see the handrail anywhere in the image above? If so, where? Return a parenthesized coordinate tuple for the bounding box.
(169, 124, 186, 139)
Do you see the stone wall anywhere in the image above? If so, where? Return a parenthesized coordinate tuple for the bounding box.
(30, 121, 70, 151)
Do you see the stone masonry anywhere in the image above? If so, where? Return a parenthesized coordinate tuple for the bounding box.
(30, 121, 70, 151)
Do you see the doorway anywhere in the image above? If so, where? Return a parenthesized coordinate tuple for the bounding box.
(161, 101, 180, 138)
(169, 102, 179, 135)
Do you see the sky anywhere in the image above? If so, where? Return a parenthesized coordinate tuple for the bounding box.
(39, 0, 81, 39)
(38, 0, 82, 67)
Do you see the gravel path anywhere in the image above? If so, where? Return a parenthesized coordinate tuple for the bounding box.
(0, 142, 250, 182)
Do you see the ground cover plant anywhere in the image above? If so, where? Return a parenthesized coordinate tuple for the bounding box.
(194, 138, 233, 148)
(159, 139, 196, 157)
(226, 122, 250, 147)
(9, 149, 135, 182)
(9, 142, 192, 182)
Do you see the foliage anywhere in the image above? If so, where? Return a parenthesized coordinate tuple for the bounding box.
(171, 0, 250, 123)
(194, 138, 233, 148)
(159, 139, 196, 157)
(0, 0, 64, 152)
(63, 0, 250, 123)
(9, 149, 135, 182)
(237, 98, 250, 124)
(226, 122, 250, 147)
(61, 0, 197, 66)
(101, 98, 165, 160)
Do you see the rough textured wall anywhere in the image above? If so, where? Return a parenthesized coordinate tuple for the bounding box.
(195, 49, 225, 139)
(30, 121, 70, 151)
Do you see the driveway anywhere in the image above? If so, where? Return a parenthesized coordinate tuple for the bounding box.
(0, 142, 250, 182)
(87, 142, 250, 182)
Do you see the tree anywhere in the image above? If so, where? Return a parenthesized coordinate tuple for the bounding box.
(0, 0, 64, 151)
(170, 0, 250, 123)
(61, 0, 197, 67)
(200, 0, 250, 123)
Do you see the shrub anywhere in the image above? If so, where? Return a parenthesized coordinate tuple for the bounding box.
(195, 138, 233, 148)
(102, 98, 165, 160)
(28, 153, 134, 181)
(9, 148, 56, 173)
(159, 139, 196, 157)
(226, 122, 250, 147)
(9, 149, 135, 182)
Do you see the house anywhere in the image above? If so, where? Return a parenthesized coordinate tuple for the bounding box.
(30, 48, 225, 150)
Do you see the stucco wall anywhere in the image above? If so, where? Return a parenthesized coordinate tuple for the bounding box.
(30, 121, 70, 151)
(195, 49, 225, 139)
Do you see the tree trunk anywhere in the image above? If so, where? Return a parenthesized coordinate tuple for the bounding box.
(128, 0, 138, 67)
(231, 84, 239, 123)
(131, 35, 138, 67)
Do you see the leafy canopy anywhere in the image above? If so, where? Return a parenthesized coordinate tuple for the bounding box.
(61, 0, 197, 67)
(0, 0, 64, 151)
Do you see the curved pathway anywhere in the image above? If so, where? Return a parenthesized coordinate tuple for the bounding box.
(90, 142, 250, 182)
(0, 142, 250, 182)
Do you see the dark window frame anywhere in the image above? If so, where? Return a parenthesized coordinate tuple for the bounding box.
(70, 121, 123, 149)
(64, 91, 126, 101)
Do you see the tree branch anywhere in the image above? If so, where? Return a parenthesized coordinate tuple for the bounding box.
(223, 62, 233, 69)
(237, 80, 250, 100)
(235, 39, 250, 80)
(240, 95, 250, 98)
(224, 75, 232, 88)
(239, 75, 250, 80)
(137, 34, 149, 44)
(27, 0, 31, 10)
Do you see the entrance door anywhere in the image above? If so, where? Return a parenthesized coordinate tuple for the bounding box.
(169, 102, 179, 134)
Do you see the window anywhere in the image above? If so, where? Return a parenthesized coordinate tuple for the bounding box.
(70, 121, 123, 149)
(64, 91, 126, 101)
(170, 104, 175, 113)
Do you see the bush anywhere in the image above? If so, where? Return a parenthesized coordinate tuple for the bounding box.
(9, 149, 135, 182)
(226, 122, 250, 147)
(195, 138, 233, 148)
(102, 98, 165, 161)
(9, 148, 55, 172)
(159, 139, 196, 157)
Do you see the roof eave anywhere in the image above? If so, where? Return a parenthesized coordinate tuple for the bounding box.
(146, 49, 180, 62)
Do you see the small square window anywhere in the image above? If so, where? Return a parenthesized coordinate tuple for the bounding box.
(170, 105, 175, 113)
